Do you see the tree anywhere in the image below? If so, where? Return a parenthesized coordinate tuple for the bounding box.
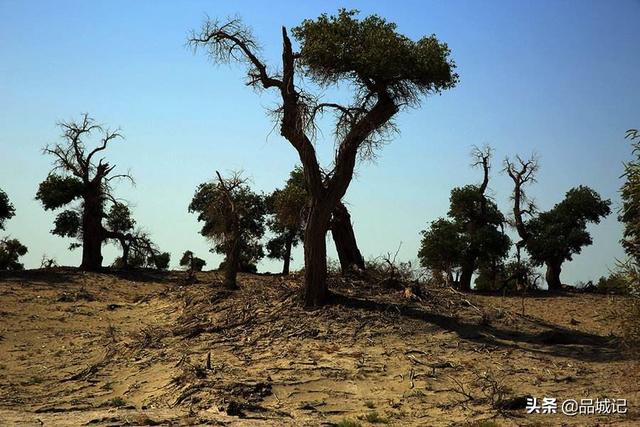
(418, 218, 463, 286)
(0, 238, 28, 271)
(620, 129, 640, 262)
(526, 186, 611, 290)
(266, 167, 307, 275)
(189, 171, 266, 289)
(189, 9, 458, 306)
(504, 154, 539, 289)
(36, 114, 167, 271)
(419, 147, 510, 291)
(0, 189, 15, 231)
(505, 155, 611, 290)
(180, 250, 207, 272)
(0, 189, 28, 271)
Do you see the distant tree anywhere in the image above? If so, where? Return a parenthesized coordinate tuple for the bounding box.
(36, 114, 167, 271)
(505, 155, 611, 290)
(418, 218, 463, 286)
(0, 189, 16, 231)
(0, 189, 28, 271)
(525, 186, 611, 290)
(180, 250, 207, 272)
(266, 167, 307, 275)
(419, 147, 510, 291)
(189, 171, 266, 289)
(620, 129, 640, 262)
(504, 154, 539, 289)
(0, 238, 28, 271)
(189, 9, 458, 306)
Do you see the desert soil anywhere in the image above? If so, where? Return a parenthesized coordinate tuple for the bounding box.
(0, 268, 638, 426)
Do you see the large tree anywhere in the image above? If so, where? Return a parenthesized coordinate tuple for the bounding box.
(189, 9, 458, 306)
(36, 115, 167, 271)
(189, 171, 266, 289)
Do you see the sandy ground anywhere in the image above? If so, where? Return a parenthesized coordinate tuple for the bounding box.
(0, 268, 638, 426)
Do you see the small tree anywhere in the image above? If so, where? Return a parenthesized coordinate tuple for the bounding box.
(526, 186, 611, 290)
(189, 171, 266, 289)
(36, 115, 167, 271)
(0, 189, 28, 271)
(189, 9, 458, 306)
(180, 250, 207, 272)
(266, 167, 307, 275)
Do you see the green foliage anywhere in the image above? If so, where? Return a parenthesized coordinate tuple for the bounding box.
(179, 250, 206, 272)
(620, 129, 640, 262)
(35, 174, 83, 211)
(52, 210, 81, 238)
(0, 189, 15, 230)
(525, 186, 611, 266)
(217, 240, 264, 273)
(595, 272, 630, 295)
(189, 176, 267, 270)
(152, 252, 171, 270)
(292, 9, 458, 103)
(106, 203, 135, 233)
(266, 166, 307, 261)
(419, 185, 510, 284)
(418, 218, 463, 271)
(0, 238, 28, 270)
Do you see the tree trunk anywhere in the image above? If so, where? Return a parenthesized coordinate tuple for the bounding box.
(303, 204, 331, 307)
(459, 260, 475, 292)
(330, 202, 365, 274)
(223, 236, 240, 290)
(80, 190, 103, 271)
(545, 260, 562, 291)
(282, 232, 293, 275)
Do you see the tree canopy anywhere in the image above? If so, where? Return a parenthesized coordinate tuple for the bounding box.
(189, 9, 458, 305)
(526, 186, 611, 268)
(189, 172, 266, 287)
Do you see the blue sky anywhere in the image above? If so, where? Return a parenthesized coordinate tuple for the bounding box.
(1, 0, 638, 284)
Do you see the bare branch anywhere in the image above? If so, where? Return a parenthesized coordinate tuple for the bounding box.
(188, 18, 282, 90)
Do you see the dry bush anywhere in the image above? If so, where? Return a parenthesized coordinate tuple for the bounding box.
(128, 325, 168, 350)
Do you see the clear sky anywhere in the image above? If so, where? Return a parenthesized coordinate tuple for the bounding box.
(1, 0, 639, 284)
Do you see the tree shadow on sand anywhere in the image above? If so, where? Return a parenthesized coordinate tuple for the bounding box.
(329, 292, 624, 363)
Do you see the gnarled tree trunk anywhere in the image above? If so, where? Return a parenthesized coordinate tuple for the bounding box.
(80, 188, 103, 271)
(331, 202, 365, 274)
(303, 203, 332, 307)
(545, 260, 562, 291)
